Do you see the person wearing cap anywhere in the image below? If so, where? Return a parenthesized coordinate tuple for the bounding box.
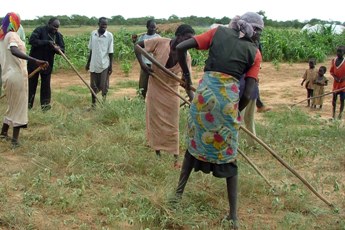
(173, 12, 265, 228)
(0, 12, 48, 148)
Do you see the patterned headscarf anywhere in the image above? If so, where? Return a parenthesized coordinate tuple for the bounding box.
(229, 12, 264, 39)
(0, 12, 21, 40)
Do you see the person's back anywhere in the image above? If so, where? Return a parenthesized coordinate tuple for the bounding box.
(0, 24, 25, 96)
(173, 12, 265, 228)
(203, 26, 258, 80)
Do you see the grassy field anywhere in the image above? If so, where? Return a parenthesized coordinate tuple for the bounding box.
(0, 60, 344, 229)
(1, 23, 345, 229)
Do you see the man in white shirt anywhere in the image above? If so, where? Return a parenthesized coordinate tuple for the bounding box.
(85, 17, 114, 107)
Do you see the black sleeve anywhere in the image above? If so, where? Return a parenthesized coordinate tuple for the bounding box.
(57, 33, 65, 53)
(29, 27, 50, 47)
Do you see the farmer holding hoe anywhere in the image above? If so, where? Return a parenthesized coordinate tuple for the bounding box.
(134, 24, 195, 168)
(0, 12, 48, 148)
(28, 17, 64, 111)
(173, 12, 265, 229)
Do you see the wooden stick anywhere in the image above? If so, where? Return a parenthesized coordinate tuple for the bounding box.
(240, 125, 333, 207)
(238, 148, 273, 187)
(56, 48, 101, 103)
(150, 72, 191, 105)
(291, 86, 345, 107)
(135, 44, 196, 92)
(28, 65, 45, 79)
(137, 43, 334, 207)
(0, 65, 44, 100)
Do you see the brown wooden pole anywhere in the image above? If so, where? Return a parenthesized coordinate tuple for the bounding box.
(291, 86, 345, 107)
(135, 44, 196, 92)
(150, 72, 191, 105)
(56, 48, 101, 103)
(240, 125, 333, 207)
(238, 148, 273, 187)
(28, 65, 45, 78)
(137, 43, 334, 207)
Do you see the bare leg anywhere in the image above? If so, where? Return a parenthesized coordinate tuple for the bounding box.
(175, 150, 194, 198)
(173, 154, 181, 168)
(226, 175, 238, 222)
(0, 123, 9, 137)
(332, 93, 337, 119)
(12, 127, 20, 147)
(338, 99, 344, 119)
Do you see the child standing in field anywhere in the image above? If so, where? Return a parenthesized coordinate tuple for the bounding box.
(301, 59, 317, 107)
(312, 66, 328, 109)
(330, 45, 345, 120)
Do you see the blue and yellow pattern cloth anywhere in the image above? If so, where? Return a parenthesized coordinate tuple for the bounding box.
(187, 71, 242, 164)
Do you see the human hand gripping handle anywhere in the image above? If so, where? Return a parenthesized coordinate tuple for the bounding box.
(182, 72, 194, 101)
(141, 63, 153, 75)
(34, 59, 49, 71)
(49, 41, 62, 53)
(108, 66, 113, 76)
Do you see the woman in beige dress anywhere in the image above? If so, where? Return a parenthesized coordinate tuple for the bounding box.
(0, 12, 48, 147)
(134, 24, 195, 168)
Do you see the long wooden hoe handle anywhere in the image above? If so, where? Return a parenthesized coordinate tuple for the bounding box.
(0, 65, 43, 100)
(56, 48, 101, 104)
(137, 43, 334, 207)
(150, 72, 191, 105)
(238, 148, 273, 188)
(135, 44, 196, 92)
(290, 86, 345, 107)
(150, 72, 273, 188)
(28, 65, 45, 78)
(240, 125, 333, 207)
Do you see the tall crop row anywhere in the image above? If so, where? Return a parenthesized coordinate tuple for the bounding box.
(27, 27, 344, 74)
(262, 27, 345, 62)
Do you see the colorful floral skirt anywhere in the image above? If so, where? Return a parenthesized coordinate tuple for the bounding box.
(187, 71, 241, 167)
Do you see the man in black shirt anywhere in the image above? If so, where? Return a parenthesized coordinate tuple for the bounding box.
(28, 17, 65, 111)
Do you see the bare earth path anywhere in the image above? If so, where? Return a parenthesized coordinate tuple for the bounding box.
(51, 59, 336, 120)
